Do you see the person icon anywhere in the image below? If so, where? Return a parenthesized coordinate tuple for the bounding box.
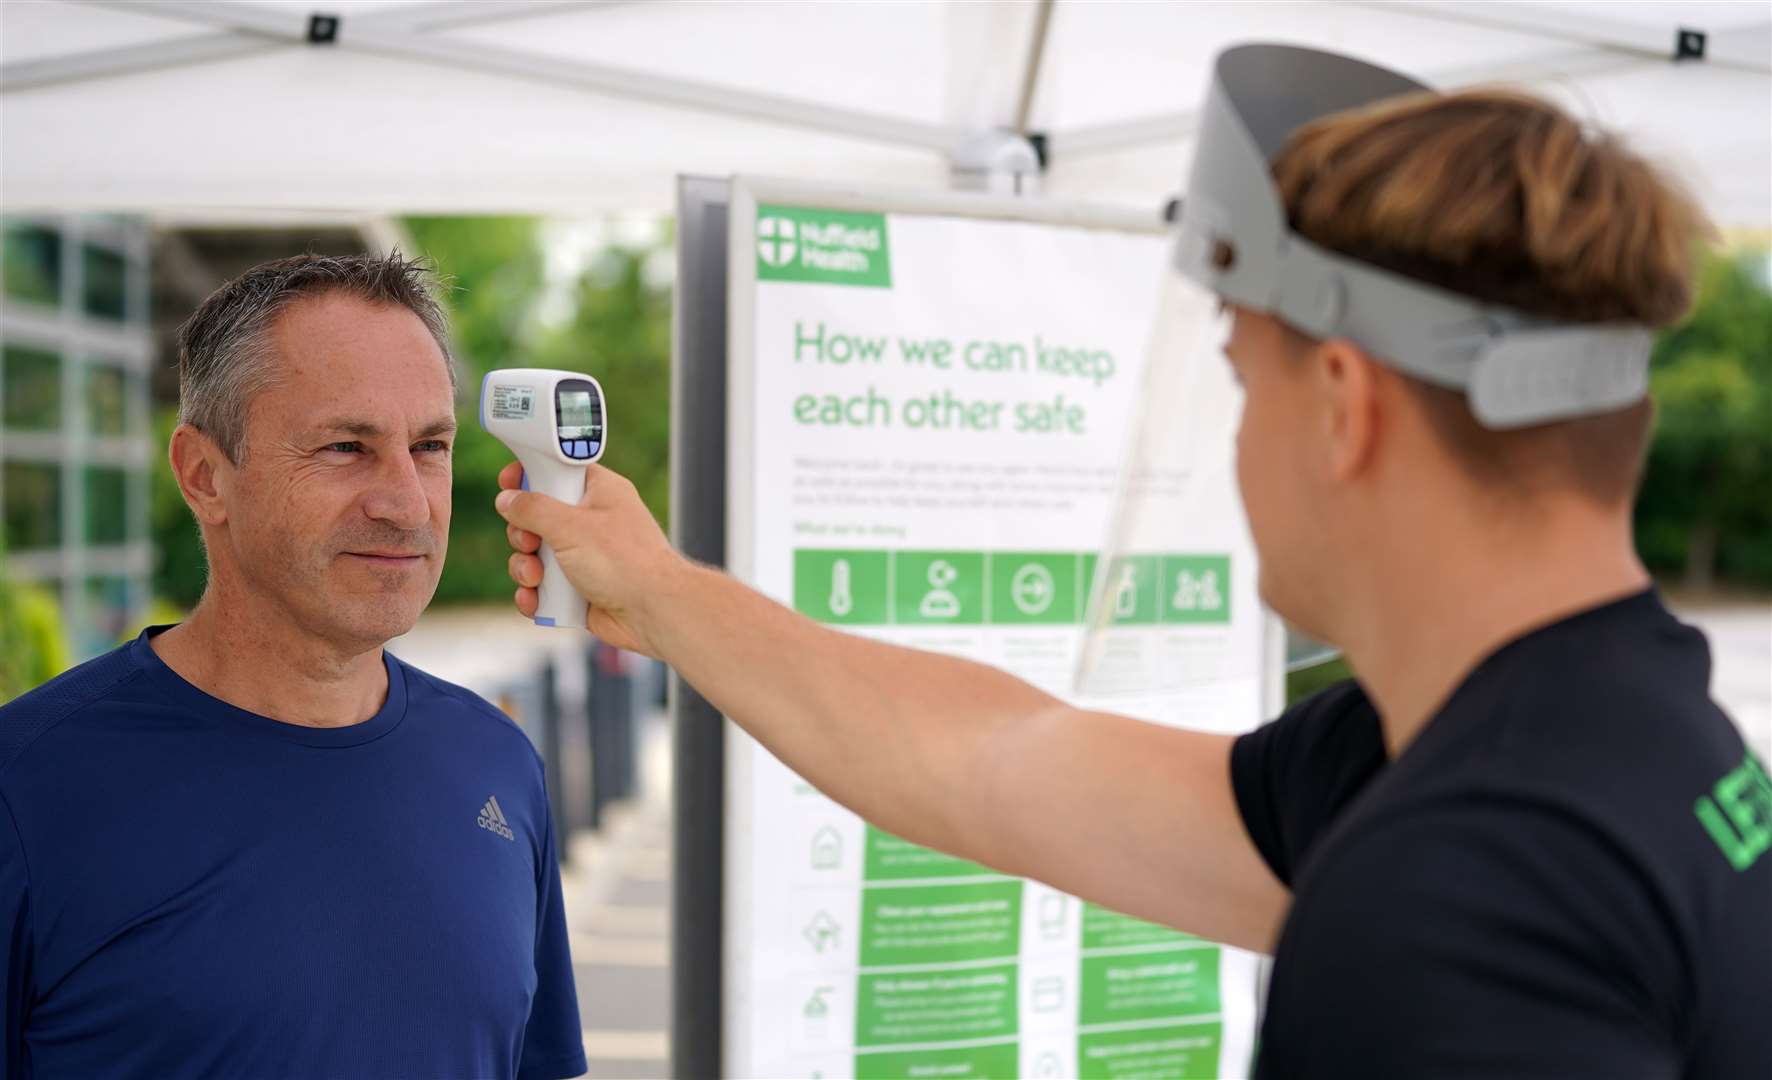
(919, 559, 962, 619)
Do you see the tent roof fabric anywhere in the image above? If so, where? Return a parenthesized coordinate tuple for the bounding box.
(2, 0, 1768, 225)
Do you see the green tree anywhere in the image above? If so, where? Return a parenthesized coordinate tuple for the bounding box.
(532, 244, 673, 531)
(402, 217, 675, 605)
(0, 553, 71, 701)
(1636, 250, 1772, 589)
(151, 407, 207, 609)
(404, 216, 549, 605)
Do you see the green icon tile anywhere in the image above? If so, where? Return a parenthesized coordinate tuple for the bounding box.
(1161, 555, 1232, 624)
(989, 552, 1080, 625)
(893, 551, 985, 625)
(855, 964, 1018, 1048)
(795, 549, 889, 625)
(856, 1042, 1019, 1080)
(1078, 1020, 1222, 1080)
(1082, 553, 1162, 626)
(1079, 946, 1220, 1025)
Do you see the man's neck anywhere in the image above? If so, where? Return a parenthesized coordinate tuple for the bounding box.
(150, 584, 389, 730)
(1339, 496, 1650, 758)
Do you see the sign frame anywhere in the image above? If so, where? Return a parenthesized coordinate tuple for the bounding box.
(671, 174, 1287, 1078)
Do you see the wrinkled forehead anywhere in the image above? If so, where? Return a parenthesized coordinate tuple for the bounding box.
(256, 294, 456, 426)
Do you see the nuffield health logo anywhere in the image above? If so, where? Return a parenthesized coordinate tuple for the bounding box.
(756, 205, 891, 288)
(757, 216, 797, 267)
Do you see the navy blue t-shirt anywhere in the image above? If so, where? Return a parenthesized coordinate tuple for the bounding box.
(0, 627, 587, 1080)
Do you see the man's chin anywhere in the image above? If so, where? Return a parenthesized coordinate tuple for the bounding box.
(314, 593, 430, 650)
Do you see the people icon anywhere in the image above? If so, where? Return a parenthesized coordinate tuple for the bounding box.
(1172, 569, 1223, 612)
(919, 559, 962, 619)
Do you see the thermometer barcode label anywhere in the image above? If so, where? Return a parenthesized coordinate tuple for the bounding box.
(489, 384, 535, 420)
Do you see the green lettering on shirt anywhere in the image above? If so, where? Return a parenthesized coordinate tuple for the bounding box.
(1695, 752, 1772, 872)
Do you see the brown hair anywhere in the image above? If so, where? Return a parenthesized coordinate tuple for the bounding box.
(1271, 88, 1713, 502)
(177, 252, 455, 463)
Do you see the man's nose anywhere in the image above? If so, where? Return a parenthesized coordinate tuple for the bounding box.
(361, 448, 432, 531)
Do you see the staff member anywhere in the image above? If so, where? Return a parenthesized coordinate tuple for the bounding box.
(497, 46, 1768, 1076)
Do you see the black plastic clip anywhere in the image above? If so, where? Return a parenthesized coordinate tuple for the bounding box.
(1674, 28, 1707, 61)
(307, 13, 340, 45)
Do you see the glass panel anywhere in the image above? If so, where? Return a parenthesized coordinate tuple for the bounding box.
(2, 461, 62, 550)
(2, 222, 61, 306)
(81, 245, 129, 321)
(2, 345, 62, 431)
(83, 466, 129, 544)
(86, 363, 129, 436)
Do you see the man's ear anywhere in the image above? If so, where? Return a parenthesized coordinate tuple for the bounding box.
(1313, 338, 1384, 483)
(168, 423, 233, 527)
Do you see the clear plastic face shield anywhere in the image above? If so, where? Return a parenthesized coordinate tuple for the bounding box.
(1076, 44, 1656, 697)
(1072, 272, 1256, 697)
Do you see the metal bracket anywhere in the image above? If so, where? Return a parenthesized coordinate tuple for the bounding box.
(948, 130, 1043, 195)
(307, 13, 340, 45)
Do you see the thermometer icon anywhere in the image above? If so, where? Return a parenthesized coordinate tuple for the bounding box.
(829, 559, 854, 617)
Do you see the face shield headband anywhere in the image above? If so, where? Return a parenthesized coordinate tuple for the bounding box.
(1173, 43, 1653, 429)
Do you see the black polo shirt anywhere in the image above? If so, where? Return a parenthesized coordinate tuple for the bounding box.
(1233, 590, 1770, 1078)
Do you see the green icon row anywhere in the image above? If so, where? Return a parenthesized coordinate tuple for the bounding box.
(793, 549, 1231, 627)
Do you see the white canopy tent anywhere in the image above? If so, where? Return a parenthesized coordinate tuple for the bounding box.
(1, 0, 1768, 226)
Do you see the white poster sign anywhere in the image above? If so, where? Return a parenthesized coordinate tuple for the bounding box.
(725, 179, 1270, 1080)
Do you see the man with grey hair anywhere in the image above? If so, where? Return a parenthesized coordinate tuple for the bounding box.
(0, 253, 586, 1079)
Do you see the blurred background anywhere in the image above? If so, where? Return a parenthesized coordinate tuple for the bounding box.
(3, 212, 1766, 686)
(2, 2, 1768, 1075)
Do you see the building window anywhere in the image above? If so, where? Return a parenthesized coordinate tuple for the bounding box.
(81, 245, 129, 321)
(2, 461, 62, 550)
(86, 363, 132, 436)
(83, 466, 131, 544)
(2, 345, 62, 432)
(85, 575, 134, 645)
(2, 223, 62, 307)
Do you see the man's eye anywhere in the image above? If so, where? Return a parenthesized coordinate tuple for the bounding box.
(325, 442, 362, 454)
(414, 441, 450, 454)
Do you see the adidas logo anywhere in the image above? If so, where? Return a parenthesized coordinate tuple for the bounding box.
(477, 795, 515, 841)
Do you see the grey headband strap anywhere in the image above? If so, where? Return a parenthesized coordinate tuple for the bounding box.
(1172, 43, 1652, 430)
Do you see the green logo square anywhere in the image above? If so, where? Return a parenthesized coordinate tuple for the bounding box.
(989, 552, 1080, 625)
(757, 205, 892, 288)
(893, 551, 985, 625)
(795, 549, 889, 624)
(1162, 555, 1232, 624)
(1082, 553, 1162, 626)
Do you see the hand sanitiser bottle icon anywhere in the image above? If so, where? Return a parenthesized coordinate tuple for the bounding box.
(1114, 563, 1139, 619)
(479, 368, 607, 629)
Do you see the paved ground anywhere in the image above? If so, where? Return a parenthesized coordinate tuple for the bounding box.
(558, 713, 673, 1079)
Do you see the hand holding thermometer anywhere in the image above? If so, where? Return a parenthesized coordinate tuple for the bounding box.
(479, 368, 606, 629)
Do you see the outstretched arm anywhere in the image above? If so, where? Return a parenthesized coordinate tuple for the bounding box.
(495, 462, 1287, 951)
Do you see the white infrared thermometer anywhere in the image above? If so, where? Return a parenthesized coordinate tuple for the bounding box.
(479, 368, 607, 629)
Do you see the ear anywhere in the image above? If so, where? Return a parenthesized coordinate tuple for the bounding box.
(1313, 339, 1383, 483)
(168, 423, 234, 527)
